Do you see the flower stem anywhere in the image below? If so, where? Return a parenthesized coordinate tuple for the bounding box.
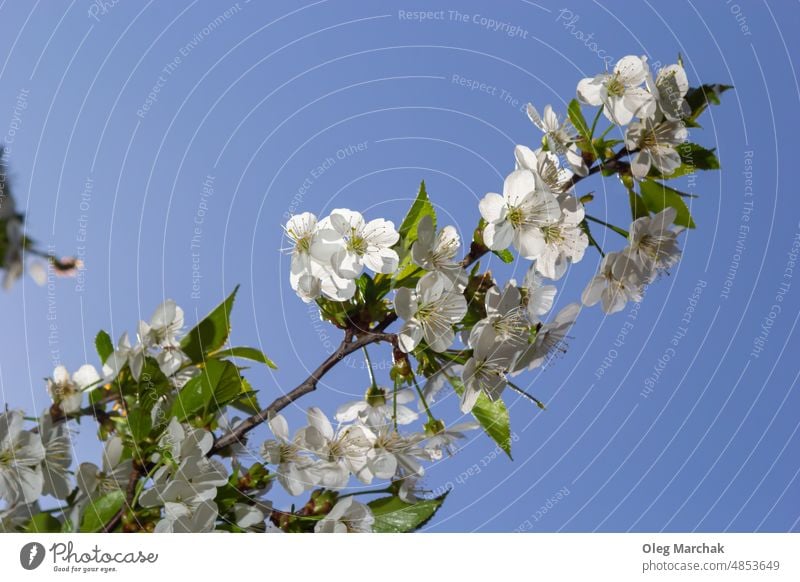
(362, 346, 378, 390)
(505, 380, 546, 410)
(412, 374, 435, 423)
(392, 376, 400, 431)
(585, 214, 629, 238)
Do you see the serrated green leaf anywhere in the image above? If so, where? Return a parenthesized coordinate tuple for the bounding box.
(213, 346, 276, 369)
(25, 513, 62, 533)
(212, 361, 247, 408)
(229, 389, 261, 415)
(685, 84, 733, 124)
(170, 358, 227, 420)
(368, 492, 448, 533)
(398, 181, 436, 254)
(445, 375, 512, 458)
(127, 407, 152, 442)
(80, 490, 125, 533)
(95, 330, 114, 364)
(181, 286, 239, 362)
(567, 99, 590, 140)
(639, 180, 696, 228)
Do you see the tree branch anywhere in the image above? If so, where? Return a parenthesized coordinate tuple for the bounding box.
(209, 329, 393, 454)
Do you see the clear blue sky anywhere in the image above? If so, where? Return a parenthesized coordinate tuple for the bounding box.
(0, 0, 798, 532)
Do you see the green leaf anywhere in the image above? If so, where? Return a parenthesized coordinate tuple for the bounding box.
(229, 389, 261, 415)
(181, 286, 239, 362)
(127, 407, 152, 442)
(639, 180, 696, 228)
(212, 361, 248, 407)
(445, 375, 512, 458)
(213, 346, 276, 369)
(567, 99, 590, 140)
(678, 143, 720, 171)
(685, 84, 733, 125)
(368, 492, 448, 533)
(170, 358, 227, 420)
(492, 249, 514, 263)
(398, 181, 436, 254)
(95, 330, 114, 364)
(80, 490, 125, 532)
(25, 513, 63, 533)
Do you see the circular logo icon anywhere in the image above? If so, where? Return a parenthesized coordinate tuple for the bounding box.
(20, 542, 46, 570)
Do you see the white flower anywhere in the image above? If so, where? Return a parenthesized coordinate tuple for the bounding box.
(526, 103, 578, 153)
(76, 436, 132, 497)
(395, 271, 467, 353)
(469, 282, 529, 351)
(285, 212, 356, 303)
(511, 303, 580, 374)
(525, 105, 589, 176)
(460, 327, 517, 413)
(47, 364, 100, 416)
(138, 300, 190, 376)
(577, 55, 657, 125)
(479, 170, 561, 259)
(522, 267, 557, 323)
(321, 209, 400, 278)
(532, 195, 589, 280)
(296, 407, 375, 488)
(335, 388, 418, 430)
(648, 63, 690, 121)
(0, 410, 45, 505)
(139, 299, 184, 349)
(582, 252, 646, 314)
(625, 117, 689, 179)
(155, 499, 219, 533)
(315, 496, 374, 533)
(411, 215, 467, 288)
(103, 332, 145, 381)
(140, 455, 228, 513)
(40, 414, 73, 500)
(232, 502, 267, 530)
(423, 422, 479, 460)
(261, 414, 319, 496)
(368, 427, 428, 480)
(515, 146, 574, 193)
(397, 475, 421, 504)
(155, 417, 214, 464)
(625, 207, 682, 277)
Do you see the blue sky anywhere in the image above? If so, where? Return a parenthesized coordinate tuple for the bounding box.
(0, 0, 798, 532)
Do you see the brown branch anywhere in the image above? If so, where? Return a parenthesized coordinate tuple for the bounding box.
(209, 329, 394, 454)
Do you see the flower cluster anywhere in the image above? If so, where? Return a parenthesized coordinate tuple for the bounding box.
(260, 403, 478, 532)
(286, 209, 400, 302)
(0, 51, 725, 534)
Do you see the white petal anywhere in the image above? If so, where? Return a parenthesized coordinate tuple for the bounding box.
(479, 193, 506, 223)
